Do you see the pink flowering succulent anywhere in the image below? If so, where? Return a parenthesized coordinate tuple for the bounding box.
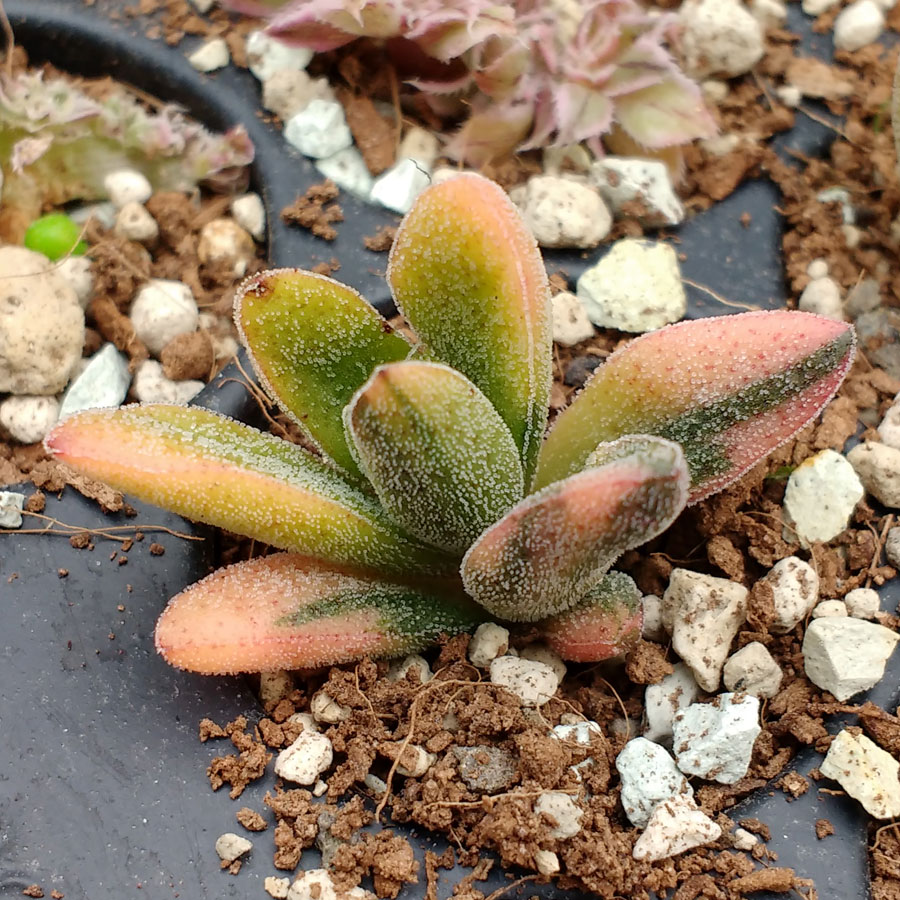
(223, 0, 716, 164)
(47, 174, 853, 675)
(0, 71, 254, 241)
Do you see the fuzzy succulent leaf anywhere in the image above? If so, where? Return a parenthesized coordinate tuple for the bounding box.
(345, 361, 524, 554)
(236, 268, 410, 478)
(156, 553, 482, 674)
(539, 571, 643, 662)
(45, 405, 455, 576)
(534, 311, 856, 503)
(461, 437, 689, 621)
(387, 174, 552, 486)
(0, 72, 254, 242)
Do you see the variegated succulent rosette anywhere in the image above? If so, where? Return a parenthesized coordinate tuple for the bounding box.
(46, 174, 855, 675)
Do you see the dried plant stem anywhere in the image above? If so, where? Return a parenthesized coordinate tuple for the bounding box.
(3, 511, 201, 542)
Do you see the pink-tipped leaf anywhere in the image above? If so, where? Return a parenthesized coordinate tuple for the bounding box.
(461, 436, 689, 622)
(156, 553, 482, 674)
(387, 173, 552, 486)
(539, 572, 643, 662)
(534, 311, 856, 502)
(45, 405, 454, 576)
(236, 268, 410, 478)
(345, 361, 523, 553)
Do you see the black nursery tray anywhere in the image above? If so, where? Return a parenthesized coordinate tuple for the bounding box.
(0, 3, 890, 898)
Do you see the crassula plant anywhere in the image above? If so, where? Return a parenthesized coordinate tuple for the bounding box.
(223, 0, 716, 164)
(47, 174, 854, 675)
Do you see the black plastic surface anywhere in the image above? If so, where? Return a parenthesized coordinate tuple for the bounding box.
(0, 3, 893, 897)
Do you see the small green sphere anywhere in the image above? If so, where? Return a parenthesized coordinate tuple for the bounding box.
(24, 213, 88, 261)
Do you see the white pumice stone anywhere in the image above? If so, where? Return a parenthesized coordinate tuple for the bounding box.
(197, 218, 256, 278)
(553, 720, 602, 746)
(287, 712, 319, 734)
(551, 291, 594, 346)
(803, 0, 840, 12)
(287, 869, 337, 900)
(519, 645, 567, 682)
(115, 201, 160, 243)
(190, 0, 215, 11)
(311, 690, 350, 723)
(632, 795, 722, 862)
(678, 0, 764, 78)
(798, 276, 843, 320)
(878, 403, 900, 450)
(58, 343, 130, 419)
(0, 491, 25, 528)
(590, 158, 684, 227)
(262, 68, 334, 120)
(515, 175, 612, 249)
(231, 193, 266, 241)
(490, 656, 560, 707)
(672, 694, 761, 784)
(533, 792, 582, 839)
(662, 569, 748, 692)
(812, 599, 848, 618)
(833, 0, 885, 51)
(315, 146, 374, 199)
(700, 79, 729, 104)
(783, 449, 864, 546)
(364, 773, 388, 796)
(369, 157, 432, 215)
(132, 360, 203, 405)
(761, 556, 819, 633)
(616, 737, 693, 828)
(215, 832, 252, 862)
(887, 526, 900, 567)
(722, 642, 783, 698)
(750, 0, 788, 27)
(130, 279, 199, 356)
(284, 99, 353, 159)
(387, 654, 432, 683)
(468, 623, 510, 667)
(103, 168, 153, 208)
(577, 239, 686, 333)
(847, 441, 900, 508)
(188, 37, 230, 72)
(807, 258, 830, 279)
(56, 256, 94, 308)
(313, 779, 328, 797)
(0, 246, 83, 395)
(802, 617, 900, 701)
(821, 730, 900, 818)
(732, 828, 758, 851)
(274, 730, 333, 785)
(643, 663, 700, 745)
(534, 849, 560, 876)
(398, 126, 440, 170)
(265, 876, 291, 899)
(246, 29, 313, 82)
(844, 587, 881, 619)
(641, 594, 668, 643)
(259, 669, 294, 707)
(396, 744, 437, 778)
(0, 395, 60, 444)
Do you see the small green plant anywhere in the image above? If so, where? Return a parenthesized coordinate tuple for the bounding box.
(47, 174, 854, 675)
(0, 70, 254, 242)
(24, 213, 87, 260)
(223, 0, 716, 164)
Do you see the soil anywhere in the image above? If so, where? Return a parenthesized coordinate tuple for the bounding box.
(7, 1, 900, 899)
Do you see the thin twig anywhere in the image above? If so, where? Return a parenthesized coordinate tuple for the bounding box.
(681, 278, 762, 312)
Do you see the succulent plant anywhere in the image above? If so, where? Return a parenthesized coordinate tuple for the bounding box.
(223, 0, 716, 165)
(0, 70, 255, 242)
(47, 174, 854, 675)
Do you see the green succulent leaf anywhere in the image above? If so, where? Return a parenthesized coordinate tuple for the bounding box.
(538, 571, 643, 662)
(156, 553, 483, 674)
(387, 173, 552, 486)
(345, 361, 524, 554)
(461, 436, 689, 621)
(534, 310, 856, 502)
(236, 268, 411, 477)
(45, 405, 455, 576)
